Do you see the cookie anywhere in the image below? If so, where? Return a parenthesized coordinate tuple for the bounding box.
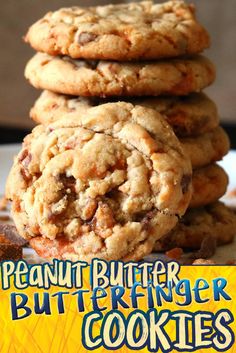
(6, 102, 192, 262)
(31, 90, 219, 138)
(30, 92, 226, 169)
(190, 164, 228, 208)
(154, 202, 236, 251)
(25, 53, 215, 97)
(181, 127, 230, 169)
(24, 1, 210, 61)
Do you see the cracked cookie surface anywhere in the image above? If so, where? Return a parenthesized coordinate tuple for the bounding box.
(31, 90, 219, 138)
(6, 102, 192, 262)
(25, 1, 210, 61)
(25, 53, 215, 97)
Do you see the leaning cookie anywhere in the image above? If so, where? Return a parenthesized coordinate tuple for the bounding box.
(181, 127, 230, 169)
(154, 202, 236, 251)
(25, 53, 215, 97)
(24, 1, 210, 61)
(31, 91, 219, 138)
(6, 102, 192, 262)
(190, 164, 228, 208)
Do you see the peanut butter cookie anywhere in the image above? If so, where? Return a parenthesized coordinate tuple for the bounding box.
(31, 90, 219, 137)
(25, 1, 210, 61)
(25, 53, 215, 97)
(154, 202, 236, 251)
(6, 102, 192, 262)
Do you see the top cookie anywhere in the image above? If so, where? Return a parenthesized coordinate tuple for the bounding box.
(24, 1, 210, 61)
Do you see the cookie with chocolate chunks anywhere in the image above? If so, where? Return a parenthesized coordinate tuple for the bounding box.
(31, 91, 219, 138)
(154, 202, 236, 251)
(25, 53, 215, 97)
(6, 102, 192, 262)
(25, 1, 210, 61)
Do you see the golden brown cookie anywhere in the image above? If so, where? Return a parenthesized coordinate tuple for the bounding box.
(190, 164, 228, 208)
(25, 1, 210, 61)
(25, 53, 215, 97)
(31, 90, 219, 137)
(181, 127, 230, 169)
(6, 102, 192, 262)
(154, 202, 236, 251)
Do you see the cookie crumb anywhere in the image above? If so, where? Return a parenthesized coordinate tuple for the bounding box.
(165, 247, 183, 260)
(191, 235, 216, 259)
(225, 259, 236, 265)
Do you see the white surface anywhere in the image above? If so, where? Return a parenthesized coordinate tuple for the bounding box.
(0, 144, 236, 264)
(218, 150, 236, 207)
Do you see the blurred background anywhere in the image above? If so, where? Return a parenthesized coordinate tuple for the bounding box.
(0, 0, 235, 146)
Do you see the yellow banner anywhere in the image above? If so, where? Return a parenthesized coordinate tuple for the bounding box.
(0, 260, 235, 352)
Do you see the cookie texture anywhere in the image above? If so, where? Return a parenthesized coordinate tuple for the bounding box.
(181, 127, 230, 169)
(190, 164, 228, 208)
(25, 53, 215, 97)
(31, 90, 219, 137)
(25, 1, 210, 61)
(154, 202, 236, 251)
(6, 102, 192, 262)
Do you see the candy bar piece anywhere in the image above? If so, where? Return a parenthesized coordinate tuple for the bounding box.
(0, 224, 28, 247)
(0, 224, 27, 261)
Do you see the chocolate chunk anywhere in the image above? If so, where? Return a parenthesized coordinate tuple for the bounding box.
(87, 60, 99, 70)
(18, 149, 32, 167)
(141, 210, 156, 230)
(0, 224, 26, 261)
(191, 235, 216, 259)
(181, 174, 191, 194)
(0, 244, 22, 261)
(78, 32, 97, 45)
(58, 174, 76, 192)
(0, 224, 28, 247)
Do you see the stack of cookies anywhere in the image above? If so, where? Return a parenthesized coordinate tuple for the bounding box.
(6, 1, 236, 262)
